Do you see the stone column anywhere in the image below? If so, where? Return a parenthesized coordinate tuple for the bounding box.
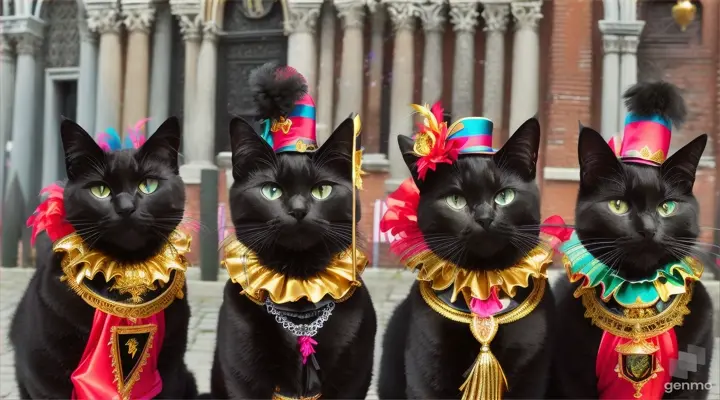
(334, 0, 366, 127)
(480, 1, 510, 137)
(598, 25, 620, 140)
(2, 32, 42, 266)
(174, 13, 202, 158)
(76, 18, 98, 134)
(285, 2, 322, 97)
(121, 4, 155, 134)
(0, 36, 16, 207)
(180, 21, 219, 183)
(617, 30, 643, 132)
(148, 3, 173, 134)
(449, 1, 479, 119)
(316, 2, 336, 144)
(508, 0, 542, 134)
(364, 4, 386, 156)
(87, 8, 123, 135)
(385, 1, 418, 191)
(418, 0, 445, 103)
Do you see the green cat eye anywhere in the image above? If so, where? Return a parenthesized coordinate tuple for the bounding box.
(608, 199, 629, 215)
(494, 189, 516, 206)
(138, 178, 159, 195)
(90, 184, 110, 199)
(658, 200, 678, 217)
(261, 183, 283, 200)
(311, 184, 333, 200)
(445, 194, 467, 210)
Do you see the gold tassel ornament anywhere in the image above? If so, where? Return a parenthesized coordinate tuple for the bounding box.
(459, 315, 508, 400)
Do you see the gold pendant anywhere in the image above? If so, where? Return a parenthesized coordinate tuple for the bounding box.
(459, 316, 507, 400)
(614, 338, 663, 398)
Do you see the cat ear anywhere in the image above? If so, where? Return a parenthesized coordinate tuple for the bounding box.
(661, 134, 707, 194)
(60, 118, 105, 179)
(137, 117, 181, 174)
(397, 135, 424, 185)
(578, 126, 623, 188)
(314, 117, 354, 177)
(493, 117, 540, 180)
(229, 117, 276, 182)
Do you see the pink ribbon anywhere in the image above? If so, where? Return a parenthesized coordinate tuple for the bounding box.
(297, 336, 317, 365)
(469, 288, 503, 317)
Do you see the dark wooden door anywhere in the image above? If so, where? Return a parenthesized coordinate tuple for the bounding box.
(215, 0, 288, 153)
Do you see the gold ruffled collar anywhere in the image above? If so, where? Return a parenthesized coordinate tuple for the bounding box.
(53, 230, 190, 318)
(222, 239, 368, 304)
(405, 245, 553, 303)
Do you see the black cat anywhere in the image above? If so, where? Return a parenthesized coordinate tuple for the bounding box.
(209, 115, 377, 398)
(378, 119, 554, 399)
(9, 117, 197, 399)
(549, 87, 714, 398)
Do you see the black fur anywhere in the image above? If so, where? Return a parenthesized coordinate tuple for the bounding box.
(379, 118, 554, 398)
(548, 126, 714, 399)
(9, 117, 197, 399)
(623, 81, 687, 126)
(250, 62, 308, 120)
(210, 115, 377, 398)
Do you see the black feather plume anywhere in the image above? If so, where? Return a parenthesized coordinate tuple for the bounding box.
(623, 81, 687, 127)
(249, 62, 308, 120)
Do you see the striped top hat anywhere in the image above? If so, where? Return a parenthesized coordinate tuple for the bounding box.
(608, 81, 687, 166)
(447, 117, 495, 154)
(250, 63, 318, 153)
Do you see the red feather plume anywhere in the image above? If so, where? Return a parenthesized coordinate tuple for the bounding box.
(26, 183, 74, 245)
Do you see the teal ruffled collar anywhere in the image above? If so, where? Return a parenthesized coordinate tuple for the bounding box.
(560, 232, 703, 307)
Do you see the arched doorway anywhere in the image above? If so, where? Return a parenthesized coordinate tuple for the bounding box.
(214, 0, 288, 153)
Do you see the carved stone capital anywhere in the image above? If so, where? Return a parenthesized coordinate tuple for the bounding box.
(481, 2, 509, 33)
(384, 1, 419, 31)
(12, 33, 42, 56)
(122, 7, 156, 33)
(202, 21, 220, 42)
(176, 14, 203, 41)
(449, 2, 479, 33)
(284, 3, 322, 34)
(619, 35, 639, 54)
(418, 0, 445, 33)
(87, 8, 123, 35)
(335, 1, 366, 30)
(602, 34, 620, 54)
(0, 35, 15, 59)
(511, 0, 542, 31)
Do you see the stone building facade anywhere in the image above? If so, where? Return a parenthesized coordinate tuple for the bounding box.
(0, 0, 718, 266)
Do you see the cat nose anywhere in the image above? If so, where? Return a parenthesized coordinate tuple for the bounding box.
(637, 215, 657, 239)
(115, 194, 136, 216)
(475, 217, 493, 229)
(288, 196, 308, 221)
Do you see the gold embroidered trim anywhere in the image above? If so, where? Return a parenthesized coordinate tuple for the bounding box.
(578, 285, 693, 340)
(55, 231, 190, 318)
(109, 324, 157, 400)
(222, 239, 367, 304)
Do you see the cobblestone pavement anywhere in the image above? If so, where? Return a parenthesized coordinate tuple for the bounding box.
(1, 267, 719, 399)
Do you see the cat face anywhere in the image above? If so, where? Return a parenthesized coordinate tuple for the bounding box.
(575, 127, 707, 279)
(60, 117, 185, 260)
(399, 118, 542, 270)
(228, 118, 358, 256)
